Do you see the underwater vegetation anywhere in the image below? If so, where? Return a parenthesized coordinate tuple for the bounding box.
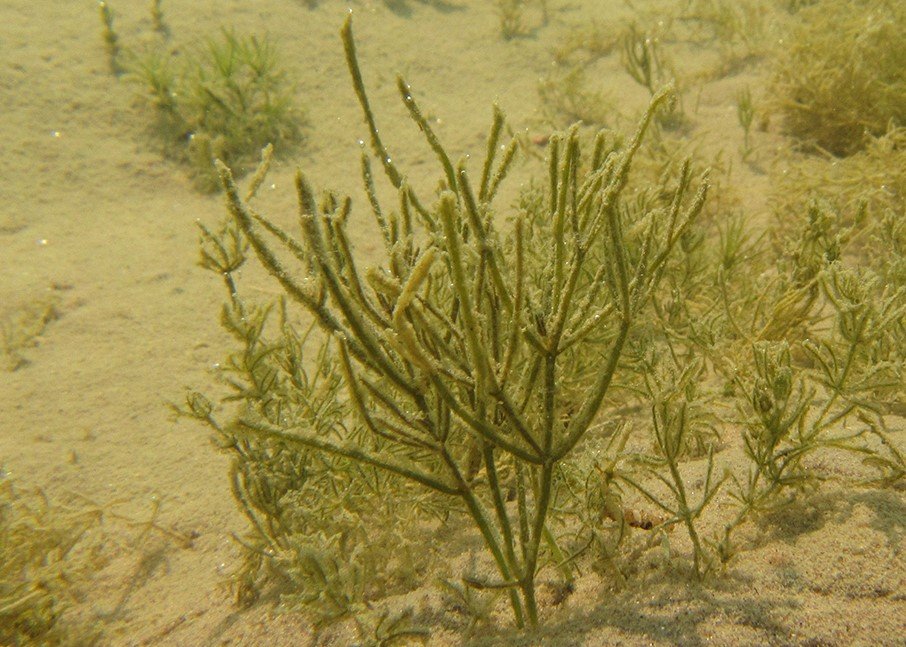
(0, 473, 191, 645)
(98, 1, 302, 191)
(0, 475, 102, 646)
(495, 0, 550, 39)
(3, 0, 903, 644)
(182, 5, 905, 639)
(770, 0, 905, 156)
(205, 19, 708, 627)
(1, 296, 61, 372)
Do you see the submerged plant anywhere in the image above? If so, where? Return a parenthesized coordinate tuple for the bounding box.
(181, 31, 300, 178)
(736, 84, 755, 160)
(496, 0, 527, 39)
(99, 2, 302, 190)
(147, 29, 300, 190)
(150, 0, 168, 37)
(97, 1, 123, 75)
(199, 15, 708, 629)
(0, 473, 190, 645)
(620, 24, 684, 129)
(1, 296, 61, 372)
(0, 475, 100, 645)
(620, 24, 665, 97)
(495, 0, 549, 39)
(771, 0, 906, 155)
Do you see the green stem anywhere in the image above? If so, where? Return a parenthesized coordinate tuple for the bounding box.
(441, 450, 526, 628)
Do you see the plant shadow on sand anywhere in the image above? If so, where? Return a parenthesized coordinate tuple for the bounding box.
(459, 571, 800, 646)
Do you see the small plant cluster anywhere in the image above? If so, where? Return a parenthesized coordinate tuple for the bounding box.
(187, 10, 905, 641)
(619, 23, 687, 130)
(677, 0, 773, 71)
(98, 1, 302, 190)
(596, 184, 906, 577)
(495, 0, 549, 40)
(735, 84, 755, 160)
(770, 125, 905, 249)
(181, 288, 441, 632)
(770, 0, 905, 156)
(538, 65, 615, 129)
(540, 16, 683, 132)
(0, 473, 191, 645)
(623, 1, 770, 88)
(1, 295, 60, 372)
(0, 473, 102, 645)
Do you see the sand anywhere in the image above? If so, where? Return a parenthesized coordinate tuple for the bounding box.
(0, 0, 903, 645)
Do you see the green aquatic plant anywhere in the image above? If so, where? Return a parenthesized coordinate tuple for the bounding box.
(611, 205, 904, 569)
(540, 19, 620, 129)
(495, 0, 549, 39)
(771, 0, 906, 156)
(601, 344, 726, 578)
(184, 31, 299, 170)
(97, 1, 123, 75)
(0, 475, 101, 645)
(711, 248, 906, 557)
(682, 0, 772, 70)
(183, 308, 438, 624)
(620, 23, 664, 97)
(538, 66, 614, 128)
(99, 2, 302, 190)
(150, 0, 168, 37)
(770, 127, 906, 254)
(0, 474, 190, 645)
(736, 85, 755, 160)
(1, 296, 61, 372)
(619, 23, 685, 129)
(872, 206, 906, 290)
(188, 150, 444, 626)
(496, 0, 527, 39)
(154, 29, 300, 190)
(201, 15, 708, 629)
(551, 19, 617, 66)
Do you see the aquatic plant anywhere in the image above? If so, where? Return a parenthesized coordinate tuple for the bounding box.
(551, 18, 617, 66)
(496, 0, 527, 38)
(98, 3, 302, 190)
(0, 474, 190, 645)
(718, 264, 906, 552)
(771, 0, 906, 156)
(618, 0, 774, 82)
(540, 19, 619, 129)
(619, 23, 685, 129)
(620, 23, 665, 97)
(0, 475, 101, 645)
(538, 66, 614, 128)
(495, 0, 549, 39)
(97, 1, 123, 75)
(1, 296, 61, 372)
(770, 126, 906, 248)
(183, 5, 906, 636)
(645, 192, 906, 560)
(736, 85, 755, 160)
(198, 15, 708, 629)
(150, 0, 168, 36)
